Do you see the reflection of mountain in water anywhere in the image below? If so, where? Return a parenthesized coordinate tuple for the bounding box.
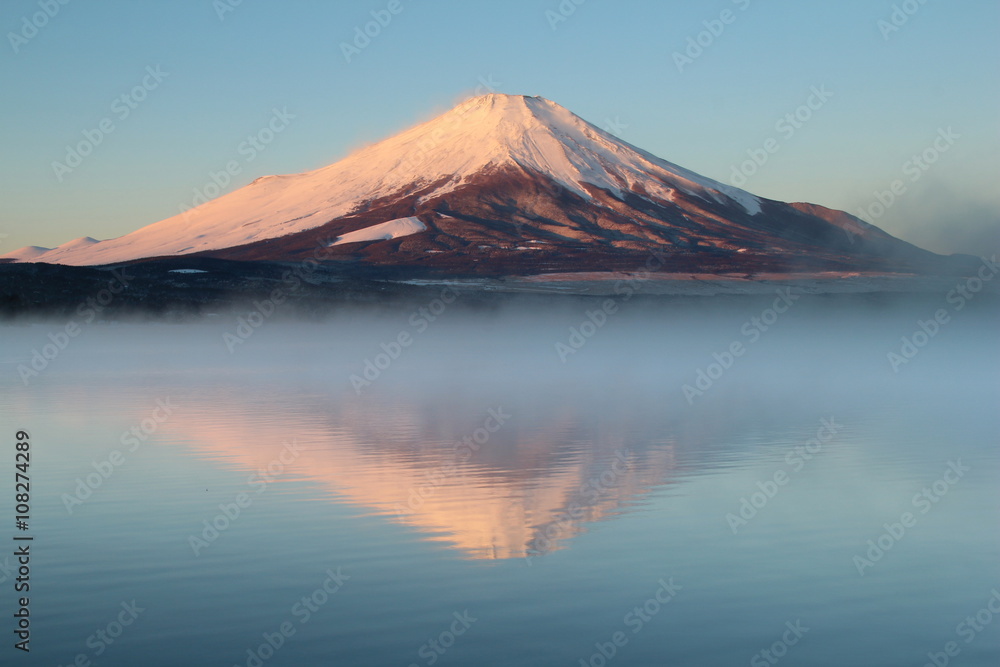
(37, 305, 902, 563)
(15, 296, 968, 563)
(163, 384, 693, 561)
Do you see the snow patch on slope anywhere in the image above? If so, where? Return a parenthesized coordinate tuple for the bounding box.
(713, 186, 762, 216)
(330, 217, 426, 246)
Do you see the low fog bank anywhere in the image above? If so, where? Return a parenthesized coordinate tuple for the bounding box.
(852, 175, 1000, 259)
(3, 290, 996, 408)
(3, 292, 996, 518)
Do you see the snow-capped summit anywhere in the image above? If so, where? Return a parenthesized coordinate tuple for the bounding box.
(1, 245, 51, 262)
(339, 93, 761, 215)
(2, 94, 940, 273)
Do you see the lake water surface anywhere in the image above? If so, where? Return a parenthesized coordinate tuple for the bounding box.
(1, 294, 998, 666)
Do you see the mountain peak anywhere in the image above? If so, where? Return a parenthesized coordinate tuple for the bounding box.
(381, 93, 761, 214)
(407, 93, 577, 157)
(15, 95, 930, 269)
(452, 92, 539, 110)
(451, 93, 558, 113)
(1, 93, 767, 265)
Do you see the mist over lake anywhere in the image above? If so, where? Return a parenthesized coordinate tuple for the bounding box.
(2, 292, 997, 666)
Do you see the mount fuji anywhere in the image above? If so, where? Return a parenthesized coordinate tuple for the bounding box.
(1, 94, 965, 278)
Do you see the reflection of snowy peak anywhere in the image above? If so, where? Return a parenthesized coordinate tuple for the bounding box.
(4, 94, 944, 274)
(170, 387, 682, 561)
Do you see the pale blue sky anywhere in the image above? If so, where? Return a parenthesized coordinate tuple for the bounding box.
(1, 0, 997, 256)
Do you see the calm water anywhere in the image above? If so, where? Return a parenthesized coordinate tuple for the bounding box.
(1, 294, 998, 666)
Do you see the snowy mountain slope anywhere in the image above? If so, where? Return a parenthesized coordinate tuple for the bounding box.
(1, 245, 51, 261)
(5, 94, 768, 266)
(2, 94, 956, 277)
